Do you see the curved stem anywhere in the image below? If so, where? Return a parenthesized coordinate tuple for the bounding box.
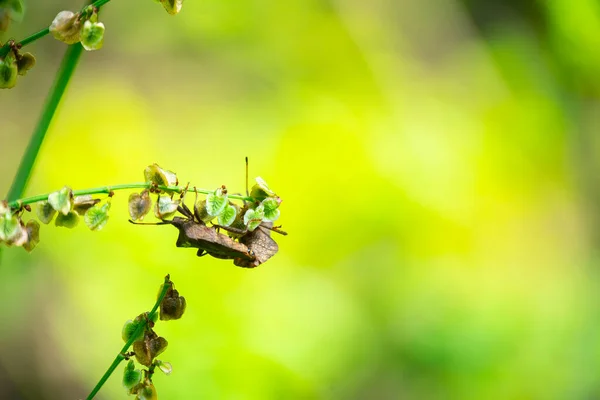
(8, 183, 254, 209)
(0, 0, 112, 58)
(85, 275, 173, 400)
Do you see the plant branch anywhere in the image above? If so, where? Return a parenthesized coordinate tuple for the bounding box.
(0, 0, 112, 58)
(85, 275, 172, 400)
(8, 183, 254, 209)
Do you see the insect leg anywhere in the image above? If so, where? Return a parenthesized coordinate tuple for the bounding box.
(196, 249, 207, 257)
(213, 224, 247, 235)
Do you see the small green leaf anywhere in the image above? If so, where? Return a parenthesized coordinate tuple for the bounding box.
(48, 186, 73, 215)
(160, 0, 183, 15)
(23, 220, 40, 252)
(244, 204, 264, 232)
(154, 196, 179, 219)
(49, 10, 81, 44)
(155, 360, 172, 375)
(144, 164, 178, 187)
(250, 177, 276, 201)
(218, 203, 237, 227)
(80, 20, 104, 51)
(122, 360, 142, 390)
(0, 55, 17, 89)
(84, 203, 110, 231)
(37, 201, 57, 224)
(73, 195, 100, 216)
(129, 190, 152, 221)
(261, 197, 281, 222)
(205, 187, 228, 217)
(55, 211, 79, 228)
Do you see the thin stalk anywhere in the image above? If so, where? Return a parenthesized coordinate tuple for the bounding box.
(18, 27, 50, 48)
(8, 184, 254, 209)
(85, 275, 172, 400)
(0, 0, 112, 57)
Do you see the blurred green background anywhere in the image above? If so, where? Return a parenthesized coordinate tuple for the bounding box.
(2, 0, 600, 398)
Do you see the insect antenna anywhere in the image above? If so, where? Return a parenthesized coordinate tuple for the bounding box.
(260, 224, 288, 236)
(245, 156, 249, 197)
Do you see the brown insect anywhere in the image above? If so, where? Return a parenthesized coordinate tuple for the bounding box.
(169, 202, 254, 262)
(131, 199, 255, 262)
(130, 159, 287, 267)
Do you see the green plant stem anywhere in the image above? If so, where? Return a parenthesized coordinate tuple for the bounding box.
(8, 183, 254, 209)
(5, 43, 83, 203)
(0, 0, 112, 58)
(18, 27, 50, 48)
(85, 275, 172, 400)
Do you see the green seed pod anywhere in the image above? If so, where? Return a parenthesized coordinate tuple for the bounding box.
(72, 195, 100, 215)
(23, 220, 40, 252)
(0, 55, 17, 89)
(37, 201, 57, 224)
(261, 197, 281, 222)
(206, 187, 228, 217)
(154, 195, 178, 219)
(55, 211, 79, 229)
(48, 186, 73, 215)
(84, 203, 110, 231)
(121, 319, 143, 343)
(160, 0, 183, 15)
(0, 211, 22, 242)
(194, 199, 212, 224)
(128, 190, 151, 221)
(16, 52, 35, 76)
(136, 381, 158, 400)
(49, 11, 82, 44)
(80, 20, 105, 51)
(218, 202, 238, 227)
(144, 164, 178, 187)
(122, 360, 142, 390)
(226, 204, 248, 239)
(250, 177, 276, 201)
(243, 204, 265, 232)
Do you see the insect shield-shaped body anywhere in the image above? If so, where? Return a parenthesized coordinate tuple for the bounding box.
(234, 221, 279, 268)
(168, 216, 255, 261)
